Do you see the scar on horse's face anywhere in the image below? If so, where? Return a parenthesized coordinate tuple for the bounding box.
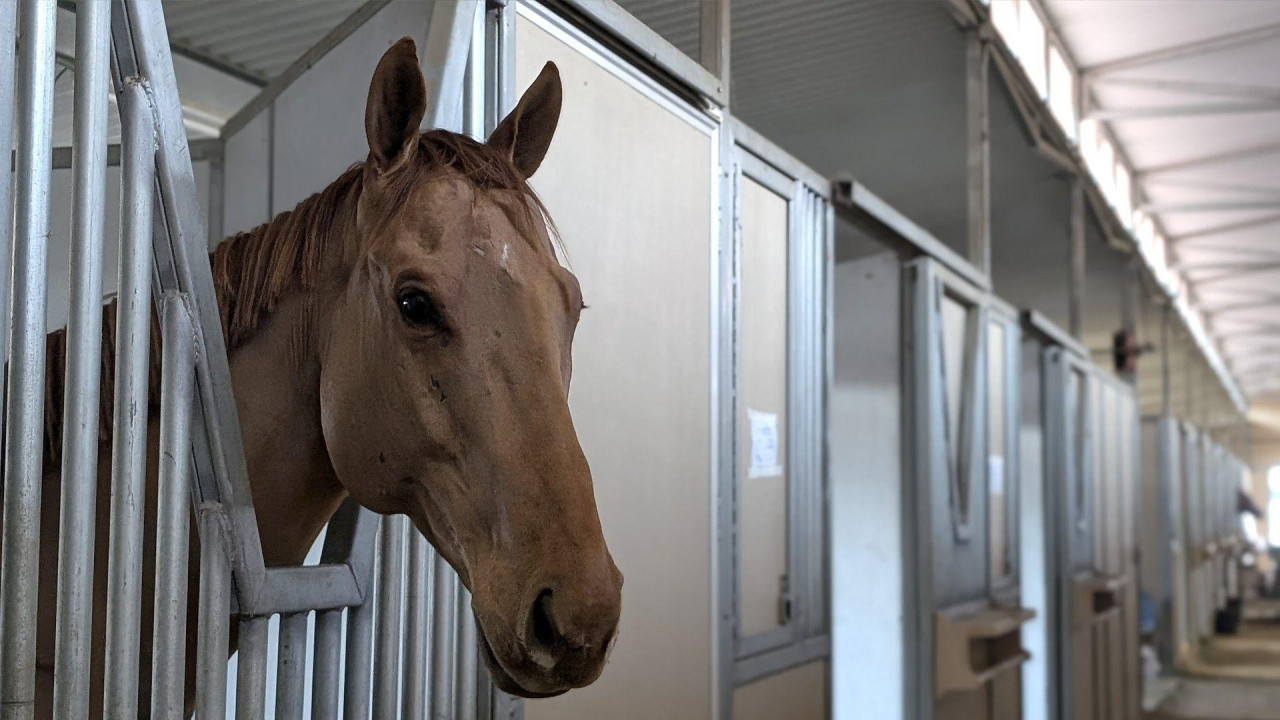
(318, 38, 623, 698)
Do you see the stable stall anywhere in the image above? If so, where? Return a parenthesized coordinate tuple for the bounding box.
(830, 181, 1032, 720)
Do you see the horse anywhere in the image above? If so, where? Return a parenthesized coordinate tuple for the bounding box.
(24, 37, 622, 716)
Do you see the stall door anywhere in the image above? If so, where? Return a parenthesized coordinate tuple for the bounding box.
(1090, 376, 1141, 720)
(912, 259, 1031, 720)
(1045, 353, 1114, 720)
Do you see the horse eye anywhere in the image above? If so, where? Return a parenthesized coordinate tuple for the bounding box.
(398, 290, 442, 328)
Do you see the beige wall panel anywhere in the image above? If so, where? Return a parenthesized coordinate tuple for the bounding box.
(732, 661, 827, 720)
(517, 15, 716, 720)
(737, 176, 790, 637)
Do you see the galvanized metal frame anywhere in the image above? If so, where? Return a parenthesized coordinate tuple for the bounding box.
(987, 300, 1022, 600)
(727, 131, 830, 668)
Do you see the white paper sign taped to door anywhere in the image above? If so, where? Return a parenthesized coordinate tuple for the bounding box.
(748, 408, 783, 479)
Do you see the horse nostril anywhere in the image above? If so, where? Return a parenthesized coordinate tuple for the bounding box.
(530, 588, 559, 650)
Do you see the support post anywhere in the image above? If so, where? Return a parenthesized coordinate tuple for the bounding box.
(966, 32, 990, 277)
(699, 0, 730, 90)
(1069, 178, 1086, 339)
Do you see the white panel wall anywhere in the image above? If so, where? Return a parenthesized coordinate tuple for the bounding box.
(516, 12, 716, 720)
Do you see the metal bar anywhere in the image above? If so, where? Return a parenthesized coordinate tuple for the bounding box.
(111, 0, 270, 609)
(149, 293, 196, 720)
(966, 33, 990, 277)
(236, 616, 271, 720)
(430, 555, 459, 720)
(423, 0, 481, 130)
(0, 0, 17, 375)
(196, 512, 232, 720)
(276, 613, 310, 720)
(102, 77, 155, 720)
(1094, 75, 1280, 101)
(403, 533, 433, 719)
(343, 585, 376, 720)
(0, 0, 56, 713)
(455, 586, 480, 720)
(1088, 101, 1280, 120)
(1137, 141, 1280, 179)
(51, 0, 111, 716)
(1082, 21, 1280, 77)
(1069, 178, 1086, 339)
(1143, 200, 1280, 213)
(311, 610, 343, 720)
(698, 0, 729, 85)
(372, 515, 407, 719)
(220, 0, 391, 139)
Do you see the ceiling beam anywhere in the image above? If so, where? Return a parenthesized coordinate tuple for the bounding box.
(1135, 141, 1280, 178)
(1093, 76, 1280, 101)
(1204, 297, 1280, 317)
(1081, 21, 1280, 77)
(1142, 200, 1280, 213)
(1087, 100, 1280, 120)
(1171, 212, 1280, 242)
(1191, 261, 1280, 287)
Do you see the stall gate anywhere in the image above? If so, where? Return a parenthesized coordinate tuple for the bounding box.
(909, 258, 1031, 720)
(1139, 415, 1185, 671)
(1043, 351, 1140, 720)
(0, 1, 508, 718)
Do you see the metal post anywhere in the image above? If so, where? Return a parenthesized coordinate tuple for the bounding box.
(0, 1, 57, 715)
(1068, 178, 1086, 339)
(698, 0, 730, 90)
(344, 584, 376, 720)
(149, 293, 196, 720)
(276, 612, 309, 720)
(312, 609, 344, 720)
(52, 1, 111, 717)
(236, 616, 271, 720)
(1161, 305, 1171, 416)
(373, 515, 408, 719)
(103, 77, 156, 720)
(966, 32, 990, 277)
(0, 0, 17, 374)
(403, 533, 433, 718)
(430, 556, 459, 720)
(455, 587, 480, 720)
(196, 513, 232, 720)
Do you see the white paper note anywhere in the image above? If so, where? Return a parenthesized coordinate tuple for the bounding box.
(988, 455, 1005, 495)
(748, 409, 783, 479)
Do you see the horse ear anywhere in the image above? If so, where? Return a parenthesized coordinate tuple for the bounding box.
(365, 37, 426, 173)
(488, 61, 562, 179)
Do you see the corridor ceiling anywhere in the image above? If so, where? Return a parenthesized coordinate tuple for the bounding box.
(1044, 0, 1280, 400)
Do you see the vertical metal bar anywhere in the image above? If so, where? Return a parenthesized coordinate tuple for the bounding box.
(196, 513, 232, 720)
(1068, 178, 1086, 340)
(344, 589, 376, 720)
(422, 0, 482, 131)
(698, 0, 730, 91)
(312, 609, 344, 720)
(0, 0, 18, 374)
(149, 293, 196, 720)
(51, 1, 111, 717)
(1161, 305, 1171, 416)
(430, 557, 459, 720)
(276, 612, 309, 720)
(455, 587, 479, 720)
(373, 514, 407, 719)
(0, 0, 57, 715)
(207, 149, 225, 246)
(236, 615, 271, 720)
(484, 0, 516, 134)
(403, 533, 433, 719)
(965, 33, 990, 277)
(103, 77, 155, 720)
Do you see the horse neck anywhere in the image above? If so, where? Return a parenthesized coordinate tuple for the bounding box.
(227, 291, 346, 567)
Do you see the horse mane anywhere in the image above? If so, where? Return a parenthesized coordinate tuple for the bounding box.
(39, 128, 546, 468)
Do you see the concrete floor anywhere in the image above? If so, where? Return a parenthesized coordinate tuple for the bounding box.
(1151, 612, 1280, 720)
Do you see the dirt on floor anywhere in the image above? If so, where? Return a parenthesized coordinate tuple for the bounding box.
(1151, 611, 1280, 720)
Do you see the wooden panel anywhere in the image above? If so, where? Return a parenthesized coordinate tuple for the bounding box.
(516, 15, 716, 720)
(733, 661, 827, 720)
(737, 176, 790, 638)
